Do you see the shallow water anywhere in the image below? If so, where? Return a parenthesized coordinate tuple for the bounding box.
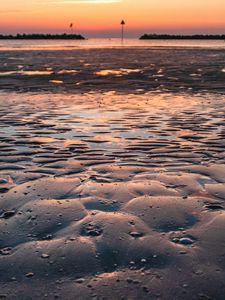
(0, 38, 225, 51)
(0, 91, 225, 299)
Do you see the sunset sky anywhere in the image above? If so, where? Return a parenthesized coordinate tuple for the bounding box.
(1, 0, 225, 37)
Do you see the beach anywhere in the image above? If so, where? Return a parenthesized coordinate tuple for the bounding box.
(0, 40, 225, 299)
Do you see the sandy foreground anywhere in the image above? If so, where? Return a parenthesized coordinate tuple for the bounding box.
(0, 48, 225, 299)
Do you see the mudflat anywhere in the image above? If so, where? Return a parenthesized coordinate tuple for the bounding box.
(0, 47, 225, 299)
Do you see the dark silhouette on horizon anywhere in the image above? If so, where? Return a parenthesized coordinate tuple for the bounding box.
(0, 33, 85, 40)
(140, 34, 225, 40)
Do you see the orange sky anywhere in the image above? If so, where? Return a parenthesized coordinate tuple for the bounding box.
(1, 0, 225, 37)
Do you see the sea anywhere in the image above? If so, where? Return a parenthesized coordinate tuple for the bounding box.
(0, 38, 224, 50)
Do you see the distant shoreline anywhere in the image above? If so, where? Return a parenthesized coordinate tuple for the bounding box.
(140, 34, 225, 40)
(0, 34, 85, 40)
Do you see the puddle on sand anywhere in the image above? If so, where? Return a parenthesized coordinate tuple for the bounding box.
(57, 70, 78, 74)
(0, 70, 53, 76)
(95, 68, 142, 76)
(0, 69, 78, 76)
(49, 80, 64, 84)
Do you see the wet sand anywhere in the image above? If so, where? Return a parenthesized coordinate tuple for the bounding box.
(0, 48, 224, 93)
(0, 47, 225, 299)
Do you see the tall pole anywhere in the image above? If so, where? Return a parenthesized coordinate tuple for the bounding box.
(121, 20, 125, 43)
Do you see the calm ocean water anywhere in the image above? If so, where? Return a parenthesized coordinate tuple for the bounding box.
(0, 38, 224, 50)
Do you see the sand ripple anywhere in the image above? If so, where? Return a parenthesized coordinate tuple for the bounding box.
(0, 92, 225, 299)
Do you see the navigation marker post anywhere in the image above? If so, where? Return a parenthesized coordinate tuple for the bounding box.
(121, 20, 125, 44)
(70, 23, 74, 34)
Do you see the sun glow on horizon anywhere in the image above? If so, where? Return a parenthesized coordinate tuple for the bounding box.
(0, 0, 224, 37)
(44, 0, 121, 3)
